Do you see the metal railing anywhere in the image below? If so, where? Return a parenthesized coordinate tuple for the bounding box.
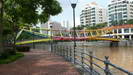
(52, 44, 133, 75)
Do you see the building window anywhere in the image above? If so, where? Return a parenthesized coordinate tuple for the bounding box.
(124, 35, 129, 39)
(130, 5, 133, 7)
(123, 5, 127, 7)
(92, 17, 95, 19)
(123, 15, 127, 18)
(114, 29, 117, 33)
(130, 12, 133, 14)
(91, 14, 95, 16)
(86, 21, 89, 23)
(131, 28, 133, 33)
(92, 20, 95, 22)
(123, 12, 127, 14)
(131, 35, 133, 39)
(124, 28, 129, 33)
(118, 12, 122, 20)
(118, 29, 122, 33)
(123, 8, 127, 10)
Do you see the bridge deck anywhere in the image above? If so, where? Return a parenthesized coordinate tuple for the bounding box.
(0, 49, 80, 75)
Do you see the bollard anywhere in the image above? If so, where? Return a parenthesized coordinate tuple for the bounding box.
(104, 56, 110, 75)
(89, 51, 93, 75)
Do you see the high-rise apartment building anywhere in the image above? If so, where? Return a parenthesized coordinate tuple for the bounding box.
(80, 2, 107, 26)
(108, 0, 133, 26)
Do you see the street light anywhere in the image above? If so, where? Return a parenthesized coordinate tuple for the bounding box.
(50, 25, 53, 52)
(69, 0, 78, 63)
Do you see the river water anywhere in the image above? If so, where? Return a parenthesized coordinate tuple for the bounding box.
(84, 46, 133, 72)
(59, 41, 133, 73)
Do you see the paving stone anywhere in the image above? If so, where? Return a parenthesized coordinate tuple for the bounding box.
(0, 49, 80, 75)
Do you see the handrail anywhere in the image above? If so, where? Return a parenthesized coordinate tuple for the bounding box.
(108, 62, 133, 75)
(83, 52, 104, 62)
(53, 45, 133, 75)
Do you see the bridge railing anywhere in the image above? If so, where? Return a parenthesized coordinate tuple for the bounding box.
(52, 44, 133, 75)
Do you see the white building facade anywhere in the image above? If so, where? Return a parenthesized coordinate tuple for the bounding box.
(108, 0, 133, 26)
(40, 21, 66, 35)
(80, 2, 108, 26)
(113, 27, 133, 40)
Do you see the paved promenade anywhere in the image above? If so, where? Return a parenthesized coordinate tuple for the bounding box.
(0, 49, 80, 75)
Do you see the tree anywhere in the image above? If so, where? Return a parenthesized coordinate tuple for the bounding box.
(72, 25, 85, 30)
(86, 22, 107, 30)
(110, 20, 118, 26)
(119, 20, 125, 25)
(0, 0, 62, 54)
(95, 22, 107, 28)
(127, 19, 133, 24)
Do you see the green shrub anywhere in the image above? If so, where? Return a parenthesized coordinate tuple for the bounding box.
(0, 53, 24, 64)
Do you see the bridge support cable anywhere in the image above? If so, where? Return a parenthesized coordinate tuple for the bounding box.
(16, 29, 24, 40)
(59, 30, 63, 37)
(76, 31, 80, 38)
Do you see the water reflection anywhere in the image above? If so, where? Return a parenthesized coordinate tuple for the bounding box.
(85, 46, 133, 72)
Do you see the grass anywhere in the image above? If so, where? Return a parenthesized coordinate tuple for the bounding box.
(0, 53, 24, 64)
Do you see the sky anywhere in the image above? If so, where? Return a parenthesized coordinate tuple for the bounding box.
(51, 0, 110, 28)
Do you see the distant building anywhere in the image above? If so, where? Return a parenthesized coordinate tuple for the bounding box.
(40, 21, 50, 35)
(103, 24, 133, 40)
(108, 0, 133, 26)
(80, 2, 108, 26)
(40, 21, 66, 35)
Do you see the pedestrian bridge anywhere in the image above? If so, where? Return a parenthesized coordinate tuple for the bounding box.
(16, 27, 120, 45)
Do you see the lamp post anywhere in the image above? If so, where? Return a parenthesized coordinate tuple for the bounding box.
(50, 25, 53, 52)
(70, 0, 77, 64)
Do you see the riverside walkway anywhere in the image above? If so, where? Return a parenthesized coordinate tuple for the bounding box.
(0, 49, 80, 75)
